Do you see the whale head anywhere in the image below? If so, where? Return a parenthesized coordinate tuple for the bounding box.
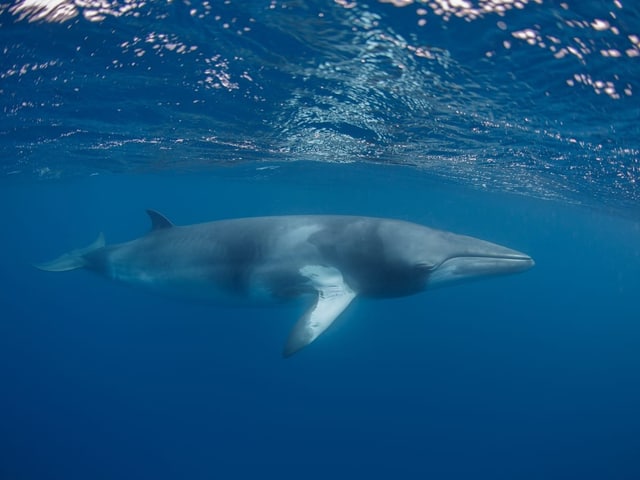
(421, 231, 534, 287)
(380, 221, 535, 289)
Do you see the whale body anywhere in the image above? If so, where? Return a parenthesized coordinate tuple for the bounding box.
(36, 211, 534, 356)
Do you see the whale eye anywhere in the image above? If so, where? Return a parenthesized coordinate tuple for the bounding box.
(415, 262, 436, 272)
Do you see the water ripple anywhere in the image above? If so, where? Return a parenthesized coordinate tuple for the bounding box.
(0, 0, 638, 212)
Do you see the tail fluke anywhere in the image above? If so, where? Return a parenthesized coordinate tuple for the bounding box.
(34, 233, 106, 272)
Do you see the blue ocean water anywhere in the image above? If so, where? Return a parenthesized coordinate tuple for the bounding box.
(1, 1, 639, 479)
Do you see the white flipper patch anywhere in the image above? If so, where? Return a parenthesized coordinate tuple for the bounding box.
(283, 265, 357, 357)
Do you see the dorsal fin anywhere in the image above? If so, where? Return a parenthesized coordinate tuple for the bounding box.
(146, 209, 174, 231)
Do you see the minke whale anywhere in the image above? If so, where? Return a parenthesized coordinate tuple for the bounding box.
(36, 211, 534, 357)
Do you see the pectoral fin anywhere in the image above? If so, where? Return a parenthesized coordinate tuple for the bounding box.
(283, 265, 356, 357)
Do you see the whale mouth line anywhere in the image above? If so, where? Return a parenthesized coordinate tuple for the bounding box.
(442, 253, 536, 272)
(444, 254, 535, 267)
(450, 253, 535, 263)
(419, 253, 535, 271)
(422, 252, 535, 288)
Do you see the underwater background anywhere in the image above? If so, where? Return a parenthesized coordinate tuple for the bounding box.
(1, 1, 639, 479)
